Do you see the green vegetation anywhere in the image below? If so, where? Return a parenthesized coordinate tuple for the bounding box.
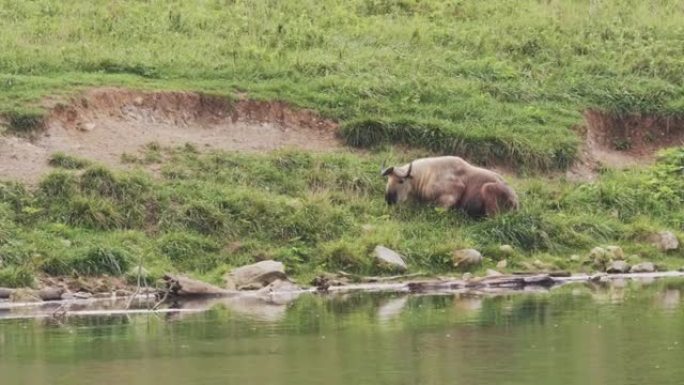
(0, 147, 682, 287)
(0, 1, 683, 287)
(48, 152, 92, 170)
(0, 0, 683, 168)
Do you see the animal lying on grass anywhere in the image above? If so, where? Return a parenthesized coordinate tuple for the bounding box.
(381, 156, 519, 217)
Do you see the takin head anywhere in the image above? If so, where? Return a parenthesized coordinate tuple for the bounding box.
(381, 161, 414, 205)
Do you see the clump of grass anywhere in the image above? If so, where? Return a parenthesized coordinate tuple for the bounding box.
(0, 266, 35, 288)
(48, 152, 92, 169)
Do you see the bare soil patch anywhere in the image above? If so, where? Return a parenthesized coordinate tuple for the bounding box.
(567, 110, 684, 181)
(0, 88, 343, 184)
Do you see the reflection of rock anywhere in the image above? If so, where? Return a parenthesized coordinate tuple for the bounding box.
(452, 294, 482, 313)
(377, 296, 408, 322)
(659, 289, 681, 311)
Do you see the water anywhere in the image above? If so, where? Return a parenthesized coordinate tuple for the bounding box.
(2, 280, 684, 385)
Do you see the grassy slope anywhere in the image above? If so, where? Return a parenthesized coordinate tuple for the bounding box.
(0, 0, 683, 286)
(0, 146, 682, 287)
(1, 0, 683, 169)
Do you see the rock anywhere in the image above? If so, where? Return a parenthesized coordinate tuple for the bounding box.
(630, 262, 655, 273)
(588, 247, 609, 270)
(496, 259, 508, 269)
(499, 245, 514, 255)
(9, 289, 40, 303)
(486, 269, 503, 277)
(532, 259, 547, 269)
(650, 231, 679, 251)
(165, 274, 232, 296)
(462, 272, 473, 281)
(606, 246, 624, 260)
(38, 287, 65, 301)
(373, 246, 408, 272)
(133, 96, 144, 106)
(73, 291, 93, 299)
(224, 260, 288, 290)
(569, 254, 581, 262)
(256, 279, 302, 304)
(606, 260, 631, 274)
(453, 249, 483, 269)
(590, 272, 607, 282)
(258, 279, 300, 293)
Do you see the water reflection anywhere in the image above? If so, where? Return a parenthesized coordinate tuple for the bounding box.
(1, 279, 684, 385)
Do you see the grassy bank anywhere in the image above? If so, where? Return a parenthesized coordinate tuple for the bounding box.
(0, 0, 683, 287)
(1, 0, 684, 169)
(0, 146, 682, 287)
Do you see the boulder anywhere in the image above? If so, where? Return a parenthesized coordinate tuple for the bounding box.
(589, 247, 607, 259)
(630, 262, 655, 273)
(165, 274, 231, 297)
(224, 260, 288, 290)
(9, 289, 40, 303)
(606, 260, 631, 274)
(650, 231, 679, 251)
(486, 269, 503, 277)
(496, 259, 508, 269)
(569, 254, 581, 262)
(499, 245, 514, 255)
(38, 287, 65, 301)
(606, 246, 624, 260)
(453, 249, 483, 269)
(373, 246, 408, 272)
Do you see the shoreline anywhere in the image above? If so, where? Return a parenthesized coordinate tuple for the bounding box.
(2, 270, 684, 321)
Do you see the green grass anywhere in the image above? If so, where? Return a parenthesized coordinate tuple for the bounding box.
(0, 0, 683, 286)
(0, 0, 683, 169)
(0, 146, 681, 287)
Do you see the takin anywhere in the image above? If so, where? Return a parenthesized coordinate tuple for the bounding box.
(381, 156, 519, 217)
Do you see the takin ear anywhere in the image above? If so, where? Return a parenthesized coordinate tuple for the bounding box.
(381, 166, 395, 177)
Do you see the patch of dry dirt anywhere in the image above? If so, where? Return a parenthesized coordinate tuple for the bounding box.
(0, 88, 343, 184)
(566, 110, 684, 181)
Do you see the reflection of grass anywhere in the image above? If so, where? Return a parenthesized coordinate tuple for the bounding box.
(1, 1, 683, 169)
(0, 147, 682, 287)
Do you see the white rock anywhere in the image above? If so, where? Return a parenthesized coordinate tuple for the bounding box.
(630, 262, 655, 273)
(606, 260, 630, 274)
(224, 260, 288, 290)
(373, 246, 408, 272)
(453, 249, 483, 269)
(651, 231, 679, 251)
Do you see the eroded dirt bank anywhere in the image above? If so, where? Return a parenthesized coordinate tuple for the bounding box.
(0, 88, 343, 184)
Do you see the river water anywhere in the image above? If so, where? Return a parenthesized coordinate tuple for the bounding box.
(2, 279, 684, 385)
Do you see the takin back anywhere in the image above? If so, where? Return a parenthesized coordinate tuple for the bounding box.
(381, 156, 519, 217)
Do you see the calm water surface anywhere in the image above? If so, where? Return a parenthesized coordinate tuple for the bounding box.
(2, 280, 684, 385)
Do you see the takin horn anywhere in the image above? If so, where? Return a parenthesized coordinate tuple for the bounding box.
(380, 160, 394, 176)
(397, 162, 413, 178)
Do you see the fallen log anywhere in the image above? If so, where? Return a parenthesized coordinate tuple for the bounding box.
(0, 287, 15, 299)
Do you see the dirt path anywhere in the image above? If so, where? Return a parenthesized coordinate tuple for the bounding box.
(0, 88, 344, 184)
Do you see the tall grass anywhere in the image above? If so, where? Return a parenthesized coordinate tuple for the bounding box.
(0, 0, 683, 168)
